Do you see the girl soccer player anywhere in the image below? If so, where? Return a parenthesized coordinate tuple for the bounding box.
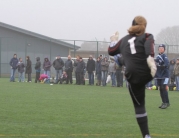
(108, 16, 156, 138)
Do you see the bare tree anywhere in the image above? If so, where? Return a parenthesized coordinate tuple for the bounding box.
(155, 26, 179, 58)
(80, 39, 109, 51)
(155, 26, 179, 45)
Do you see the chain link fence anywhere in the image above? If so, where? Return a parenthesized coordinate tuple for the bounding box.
(0, 37, 179, 78)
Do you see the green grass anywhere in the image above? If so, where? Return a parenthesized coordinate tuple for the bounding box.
(0, 78, 179, 138)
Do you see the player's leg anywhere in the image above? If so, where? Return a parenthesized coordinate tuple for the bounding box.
(128, 83, 150, 138)
(157, 79, 165, 108)
(160, 79, 170, 108)
(164, 78, 170, 106)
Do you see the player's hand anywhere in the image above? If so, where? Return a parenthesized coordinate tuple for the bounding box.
(109, 31, 119, 47)
(147, 55, 157, 77)
(110, 32, 119, 42)
(155, 56, 164, 65)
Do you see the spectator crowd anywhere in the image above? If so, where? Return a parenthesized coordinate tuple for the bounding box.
(9, 53, 179, 91)
(9, 53, 125, 87)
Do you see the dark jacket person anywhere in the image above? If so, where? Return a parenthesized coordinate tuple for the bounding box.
(35, 57, 41, 83)
(9, 54, 18, 82)
(25, 56, 32, 82)
(53, 55, 64, 83)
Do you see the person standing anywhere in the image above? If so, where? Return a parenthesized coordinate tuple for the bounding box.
(173, 58, 179, 91)
(169, 59, 175, 84)
(86, 55, 95, 85)
(76, 57, 85, 85)
(101, 57, 109, 86)
(65, 55, 73, 84)
(115, 63, 124, 87)
(35, 57, 41, 83)
(74, 55, 80, 84)
(16, 58, 25, 82)
(25, 56, 32, 82)
(43, 57, 51, 80)
(108, 16, 156, 138)
(53, 55, 64, 83)
(114, 54, 124, 87)
(99, 55, 103, 61)
(155, 44, 170, 109)
(95, 57, 101, 86)
(9, 54, 18, 82)
(108, 57, 116, 87)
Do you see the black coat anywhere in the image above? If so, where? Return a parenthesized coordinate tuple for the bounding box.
(87, 59, 95, 73)
(25, 59, 32, 74)
(35, 57, 41, 71)
(108, 33, 154, 85)
(95, 61, 101, 74)
(17, 62, 25, 73)
(65, 59, 73, 72)
(53, 58, 64, 70)
(76, 61, 85, 73)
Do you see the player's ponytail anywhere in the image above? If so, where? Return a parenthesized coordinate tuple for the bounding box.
(128, 16, 147, 36)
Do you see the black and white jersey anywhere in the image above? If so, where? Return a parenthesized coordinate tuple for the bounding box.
(108, 33, 154, 84)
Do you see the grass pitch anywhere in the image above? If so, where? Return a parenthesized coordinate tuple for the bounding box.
(0, 78, 179, 138)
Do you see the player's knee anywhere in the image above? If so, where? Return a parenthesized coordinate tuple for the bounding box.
(160, 85, 166, 91)
(134, 105, 146, 115)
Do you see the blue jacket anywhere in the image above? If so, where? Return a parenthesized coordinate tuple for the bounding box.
(9, 57, 18, 69)
(155, 53, 169, 79)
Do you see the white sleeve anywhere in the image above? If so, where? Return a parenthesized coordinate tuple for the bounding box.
(109, 41, 117, 47)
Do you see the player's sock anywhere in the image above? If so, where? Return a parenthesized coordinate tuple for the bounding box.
(136, 115, 149, 137)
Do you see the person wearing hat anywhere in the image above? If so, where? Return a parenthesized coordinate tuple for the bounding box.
(25, 56, 32, 82)
(52, 55, 64, 83)
(34, 57, 41, 83)
(108, 16, 156, 138)
(155, 44, 170, 109)
(173, 58, 179, 91)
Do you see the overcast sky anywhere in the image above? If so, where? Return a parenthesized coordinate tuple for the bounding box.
(0, 0, 179, 42)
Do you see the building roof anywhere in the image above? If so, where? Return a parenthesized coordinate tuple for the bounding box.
(0, 22, 80, 49)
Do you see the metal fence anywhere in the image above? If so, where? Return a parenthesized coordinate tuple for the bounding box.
(0, 37, 179, 78)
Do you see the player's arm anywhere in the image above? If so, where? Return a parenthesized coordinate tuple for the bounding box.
(144, 33, 155, 57)
(108, 40, 121, 56)
(144, 33, 156, 77)
(163, 55, 169, 67)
